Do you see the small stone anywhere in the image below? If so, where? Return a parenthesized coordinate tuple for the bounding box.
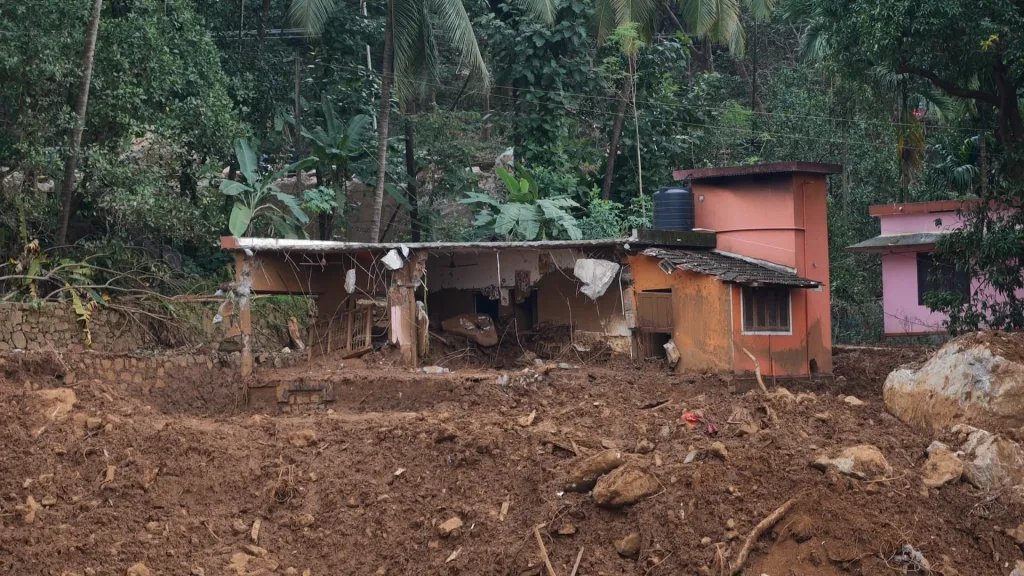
(707, 442, 729, 460)
(921, 444, 964, 488)
(700, 537, 712, 546)
(190, 568, 205, 576)
(427, 540, 441, 550)
(289, 430, 317, 448)
(292, 513, 315, 528)
(40, 496, 57, 507)
(813, 412, 831, 423)
(614, 532, 642, 559)
(725, 518, 736, 529)
(246, 545, 269, 558)
(812, 445, 892, 481)
(517, 410, 537, 427)
(843, 396, 866, 407)
(85, 417, 103, 431)
(795, 392, 817, 404)
(145, 521, 162, 534)
(437, 516, 463, 537)
(564, 450, 625, 492)
(17, 495, 41, 524)
(592, 465, 661, 508)
(126, 564, 150, 576)
(737, 422, 759, 437)
(725, 530, 740, 541)
(1003, 522, 1024, 547)
(654, 454, 663, 467)
(634, 438, 655, 454)
(555, 523, 577, 536)
(231, 519, 248, 534)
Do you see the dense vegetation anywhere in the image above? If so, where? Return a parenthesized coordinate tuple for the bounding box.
(1, 0, 1022, 341)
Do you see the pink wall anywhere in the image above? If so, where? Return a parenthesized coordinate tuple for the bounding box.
(879, 210, 962, 234)
(881, 252, 949, 335)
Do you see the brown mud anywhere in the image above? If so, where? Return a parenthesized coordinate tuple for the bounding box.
(2, 347, 1022, 576)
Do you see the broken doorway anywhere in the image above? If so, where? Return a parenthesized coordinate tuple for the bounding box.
(635, 290, 674, 359)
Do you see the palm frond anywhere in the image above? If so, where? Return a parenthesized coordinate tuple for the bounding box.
(608, 0, 659, 39)
(288, 0, 338, 37)
(507, 0, 556, 24)
(428, 0, 490, 91)
(680, 0, 720, 36)
(742, 0, 775, 21)
(593, 0, 618, 44)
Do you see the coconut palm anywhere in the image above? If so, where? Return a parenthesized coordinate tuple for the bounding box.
(598, 0, 777, 200)
(289, 0, 555, 241)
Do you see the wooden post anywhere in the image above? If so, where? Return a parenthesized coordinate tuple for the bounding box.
(388, 249, 426, 367)
(363, 305, 373, 349)
(237, 253, 254, 378)
(345, 310, 354, 352)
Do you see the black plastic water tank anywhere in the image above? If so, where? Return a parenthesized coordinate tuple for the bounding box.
(652, 186, 695, 231)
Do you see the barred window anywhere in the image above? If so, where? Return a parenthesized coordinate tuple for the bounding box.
(742, 286, 791, 333)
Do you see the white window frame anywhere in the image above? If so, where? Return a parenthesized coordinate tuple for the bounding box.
(740, 285, 793, 336)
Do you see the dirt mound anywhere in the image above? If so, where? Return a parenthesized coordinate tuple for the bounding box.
(2, 347, 1023, 575)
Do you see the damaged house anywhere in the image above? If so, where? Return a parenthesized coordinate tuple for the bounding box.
(223, 161, 840, 379)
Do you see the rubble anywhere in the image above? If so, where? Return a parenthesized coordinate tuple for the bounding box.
(883, 333, 1024, 429)
(437, 517, 463, 537)
(951, 425, 1024, 490)
(921, 443, 964, 488)
(441, 313, 499, 347)
(592, 465, 660, 508)
(564, 450, 626, 492)
(812, 445, 893, 481)
(614, 532, 641, 558)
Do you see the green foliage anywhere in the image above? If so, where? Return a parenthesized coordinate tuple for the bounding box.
(221, 140, 316, 237)
(461, 167, 582, 240)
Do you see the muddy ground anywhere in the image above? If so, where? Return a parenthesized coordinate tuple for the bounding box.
(3, 345, 1023, 576)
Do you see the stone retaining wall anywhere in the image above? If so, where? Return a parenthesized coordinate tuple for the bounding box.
(0, 301, 301, 353)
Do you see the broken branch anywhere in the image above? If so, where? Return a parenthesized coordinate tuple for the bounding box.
(569, 547, 583, 576)
(729, 497, 797, 575)
(738, 346, 768, 394)
(534, 524, 558, 576)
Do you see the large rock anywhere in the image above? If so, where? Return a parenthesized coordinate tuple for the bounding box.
(812, 445, 893, 481)
(564, 450, 625, 492)
(952, 425, 1024, 490)
(921, 442, 964, 488)
(883, 332, 1024, 430)
(441, 313, 498, 347)
(592, 465, 660, 508)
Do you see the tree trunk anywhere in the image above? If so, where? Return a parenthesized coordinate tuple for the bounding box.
(259, 0, 270, 44)
(841, 122, 849, 217)
(601, 85, 629, 201)
(481, 89, 491, 141)
(294, 49, 303, 162)
(369, 1, 394, 243)
(58, 0, 103, 246)
(750, 22, 760, 113)
(404, 104, 420, 241)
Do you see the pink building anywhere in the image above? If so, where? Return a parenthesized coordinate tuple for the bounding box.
(848, 200, 972, 338)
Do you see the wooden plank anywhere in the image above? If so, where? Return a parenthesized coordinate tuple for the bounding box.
(346, 310, 354, 351)
(363, 305, 373, 349)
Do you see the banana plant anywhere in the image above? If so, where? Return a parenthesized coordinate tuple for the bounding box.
(461, 166, 583, 241)
(220, 139, 317, 238)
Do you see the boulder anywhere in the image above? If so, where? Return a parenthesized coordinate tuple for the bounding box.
(592, 465, 660, 508)
(883, 332, 1024, 430)
(952, 424, 1024, 490)
(921, 443, 964, 488)
(564, 450, 625, 492)
(441, 313, 499, 347)
(812, 445, 892, 481)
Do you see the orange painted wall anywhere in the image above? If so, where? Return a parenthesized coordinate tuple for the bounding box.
(692, 175, 799, 268)
(629, 256, 733, 372)
(689, 172, 833, 376)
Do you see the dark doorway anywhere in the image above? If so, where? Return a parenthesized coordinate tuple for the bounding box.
(638, 332, 671, 359)
(474, 292, 499, 321)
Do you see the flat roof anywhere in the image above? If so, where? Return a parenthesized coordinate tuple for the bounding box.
(672, 161, 842, 182)
(847, 232, 949, 253)
(868, 199, 976, 217)
(221, 236, 636, 254)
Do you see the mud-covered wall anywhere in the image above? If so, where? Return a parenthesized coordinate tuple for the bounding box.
(0, 301, 297, 353)
(534, 271, 629, 335)
(630, 255, 733, 372)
